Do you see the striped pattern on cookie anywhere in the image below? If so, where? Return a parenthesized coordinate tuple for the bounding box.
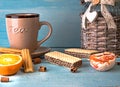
(65, 48, 99, 58)
(45, 51, 82, 68)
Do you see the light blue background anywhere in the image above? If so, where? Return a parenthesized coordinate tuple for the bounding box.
(0, 0, 84, 48)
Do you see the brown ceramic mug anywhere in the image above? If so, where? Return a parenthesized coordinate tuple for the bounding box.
(6, 13, 52, 52)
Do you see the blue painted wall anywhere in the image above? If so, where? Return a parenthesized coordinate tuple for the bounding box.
(0, 0, 84, 48)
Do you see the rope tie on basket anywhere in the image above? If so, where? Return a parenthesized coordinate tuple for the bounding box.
(82, 0, 117, 29)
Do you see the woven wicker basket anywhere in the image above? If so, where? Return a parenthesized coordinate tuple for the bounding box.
(81, 14, 120, 56)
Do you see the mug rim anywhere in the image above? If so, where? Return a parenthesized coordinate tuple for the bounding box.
(6, 13, 39, 18)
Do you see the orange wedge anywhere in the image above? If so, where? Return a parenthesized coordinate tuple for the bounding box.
(0, 54, 23, 76)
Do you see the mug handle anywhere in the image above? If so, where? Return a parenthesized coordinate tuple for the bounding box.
(38, 21, 52, 46)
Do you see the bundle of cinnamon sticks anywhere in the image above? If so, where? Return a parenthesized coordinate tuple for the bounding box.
(0, 47, 34, 73)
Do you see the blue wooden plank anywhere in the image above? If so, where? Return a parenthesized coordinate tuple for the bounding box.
(0, 59, 120, 87)
(0, 39, 9, 47)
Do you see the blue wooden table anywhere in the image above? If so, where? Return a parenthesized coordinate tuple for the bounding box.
(0, 50, 120, 87)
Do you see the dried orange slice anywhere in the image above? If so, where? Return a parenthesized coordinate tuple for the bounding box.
(92, 0, 100, 5)
(0, 54, 23, 76)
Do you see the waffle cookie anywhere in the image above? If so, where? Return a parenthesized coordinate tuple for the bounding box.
(64, 48, 99, 58)
(45, 51, 82, 68)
